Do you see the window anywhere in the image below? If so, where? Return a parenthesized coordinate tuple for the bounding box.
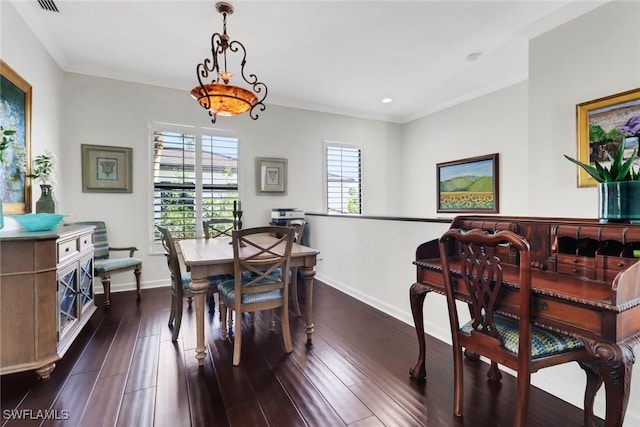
(324, 142, 361, 214)
(151, 124, 238, 242)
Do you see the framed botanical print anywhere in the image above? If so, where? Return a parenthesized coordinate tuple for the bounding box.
(256, 157, 287, 194)
(81, 144, 133, 193)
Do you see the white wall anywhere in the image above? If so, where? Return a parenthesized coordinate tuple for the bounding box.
(527, 0, 640, 218)
(0, 2, 65, 210)
(60, 73, 402, 292)
(402, 81, 530, 219)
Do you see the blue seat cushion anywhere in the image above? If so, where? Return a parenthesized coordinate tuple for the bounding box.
(217, 268, 284, 304)
(180, 272, 233, 290)
(461, 313, 584, 358)
(94, 257, 142, 274)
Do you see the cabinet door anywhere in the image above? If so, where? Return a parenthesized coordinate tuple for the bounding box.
(58, 262, 79, 342)
(78, 255, 94, 314)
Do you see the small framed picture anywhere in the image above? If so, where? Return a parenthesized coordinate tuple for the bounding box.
(436, 153, 499, 213)
(81, 144, 133, 193)
(256, 157, 287, 194)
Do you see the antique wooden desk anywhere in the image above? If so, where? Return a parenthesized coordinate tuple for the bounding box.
(178, 234, 319, 365)
(409, 215, 640, 427)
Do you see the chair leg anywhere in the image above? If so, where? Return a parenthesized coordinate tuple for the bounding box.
(168, 292, 177, 328)
(452, 344, 464, 417)
(250, 312, 255, 328)
(101, 275, 112, 308)
(232, 308, 243, 366)
(187, 296, 193, 309)
(281, 306, 292, 354)
(208, 293, 216, 313)
(290, 267, 301, 317)
(134, 266, 142, 298)
(220, 300, 228, 340)
(514, 372, 531, 427)
(172, 296, 184, 342)
(269, 310, 275, 331)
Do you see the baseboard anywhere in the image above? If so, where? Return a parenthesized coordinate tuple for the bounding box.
(93, 278, 169, 295)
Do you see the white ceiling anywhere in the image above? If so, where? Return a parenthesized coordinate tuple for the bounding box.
(11, 0, 607, 123)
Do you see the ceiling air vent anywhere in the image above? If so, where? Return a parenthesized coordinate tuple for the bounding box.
(38, 0, 59, 13)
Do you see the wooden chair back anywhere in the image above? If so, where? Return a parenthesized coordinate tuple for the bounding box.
(203, 218, 235, 238)
(438, 228, 589, 426)
(219, 226, 295, 365)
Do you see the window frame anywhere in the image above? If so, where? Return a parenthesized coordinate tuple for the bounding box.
(148, 122, 240, 254)
(323, 140, 362, 215)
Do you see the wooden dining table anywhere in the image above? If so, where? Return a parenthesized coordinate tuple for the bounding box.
(178, 234, 320, 365)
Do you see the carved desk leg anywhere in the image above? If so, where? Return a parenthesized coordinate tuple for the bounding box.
(583, 339, 635, 427)
(300, 266, 316, 346)
(189, 274, 211, 366)
(578, 360, 603, 427)
(409, 283, 430, 379)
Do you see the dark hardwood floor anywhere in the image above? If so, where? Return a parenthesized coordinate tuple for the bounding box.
(1, 281, 591, 427)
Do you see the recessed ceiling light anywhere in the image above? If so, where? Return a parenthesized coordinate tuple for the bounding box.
(381, 98, 393, 104)
(466, 52, 482, 62)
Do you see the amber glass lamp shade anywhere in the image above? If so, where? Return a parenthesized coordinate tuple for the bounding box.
(191, 83, 259, 116)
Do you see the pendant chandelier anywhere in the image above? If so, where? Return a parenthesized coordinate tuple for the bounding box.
(191, 2, 267, 123)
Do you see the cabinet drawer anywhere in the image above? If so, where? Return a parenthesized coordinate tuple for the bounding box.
(556, 254, 595, 269)
(78, 233, 93, 252)
(57, 239, 78, 262)
(557, 263, 596, 279)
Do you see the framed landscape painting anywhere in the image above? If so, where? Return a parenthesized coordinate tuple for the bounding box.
(437, 153, 499, 213)
(576, 88, 640, 187)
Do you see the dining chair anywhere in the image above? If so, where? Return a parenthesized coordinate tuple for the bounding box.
(66, 221, 141, 307)
(203, 218, 235, 238)
(286, 219, 306, 316)
(217, 226, 294, 366)
(157, 225, 232, 341)
(438, 228, 592, 427)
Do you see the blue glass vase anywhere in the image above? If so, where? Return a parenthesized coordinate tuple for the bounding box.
(598, 181, 640, 224)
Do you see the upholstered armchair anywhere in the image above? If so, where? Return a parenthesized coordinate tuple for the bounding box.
(68, 221, 142, 307)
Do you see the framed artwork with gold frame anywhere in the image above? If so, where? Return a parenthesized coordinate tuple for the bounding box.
(576, 88, 640, 187)
(1, 60, 32, 214)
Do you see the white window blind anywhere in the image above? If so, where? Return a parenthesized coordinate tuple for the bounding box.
(152, 126, 238, 241)
(325, 144, 361, 214)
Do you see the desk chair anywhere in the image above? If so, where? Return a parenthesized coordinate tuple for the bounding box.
(286, 219, 306, 316)
(438, 228, 591, 427)
(157, 225, 232, 341)
(218, 226, 294, 366)
(203, 218, 234, 239)
(68, 221, 141, 307)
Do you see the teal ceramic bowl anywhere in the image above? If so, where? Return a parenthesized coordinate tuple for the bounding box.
(13, 213, 65, 232)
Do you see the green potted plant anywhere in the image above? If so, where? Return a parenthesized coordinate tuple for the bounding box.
(565, 143, 640, 223)
(27, 151, 57, 213)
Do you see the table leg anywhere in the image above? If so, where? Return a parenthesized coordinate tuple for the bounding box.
(583, 339, 635, 427)
(190, 276, 210, 366)
(409, 283, 430, 379)
(300, 266, 316, 346)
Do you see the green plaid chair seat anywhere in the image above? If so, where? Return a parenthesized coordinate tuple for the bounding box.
(461, 313, 584, 358)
